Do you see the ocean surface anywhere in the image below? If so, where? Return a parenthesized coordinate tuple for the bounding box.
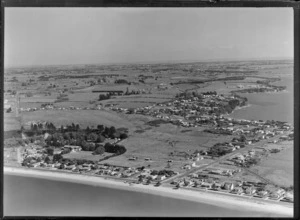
(4, 174, 278, 217)
(229, 75, 293, 124)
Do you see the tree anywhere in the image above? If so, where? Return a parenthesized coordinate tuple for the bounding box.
(38, 123, 43, 130)
(94, 145, 105, 155)
(151, 170, 158, 175)
(46, 147, 54, 156)
(44, 156, 50, 164)
(63, 133, 71, 140)
(49, 123, 56, 131)
(33, 124, 38, 131)
(6, 107, 12, 113)
(87, 133, 98, 142)
(138, 175, 143, 183)
(109, 126, 116, 135)
(103, 127, 110, 137)
(240, 135, 247, 142)
(88, 143, 96, 151)
(120, 133, 128, 140)
(96, 135, 105, 143)
(53, 154, 63, 162)
(81, 140, 89, 151)
(97, 125, 104, 133)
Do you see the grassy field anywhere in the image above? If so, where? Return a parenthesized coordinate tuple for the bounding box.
(249, 141, 293, 187)
(101, 120, 230, 171)
(21, 109, 135, 130)
(63, 151, 114, 161)
(4, 114, 21, 131)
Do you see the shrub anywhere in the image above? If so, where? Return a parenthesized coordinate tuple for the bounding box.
(94, 145, 105, 155)
(61, 148, 71, 154)
(120, 133, 128, 139)
(53, 154, 63, 162)
(46, 147, 54, 156)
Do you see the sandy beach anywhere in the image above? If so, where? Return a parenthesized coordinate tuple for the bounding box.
(4, 166, 293, 217)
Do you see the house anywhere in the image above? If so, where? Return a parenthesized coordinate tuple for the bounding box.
(64, 145, 82, 152)
(65, 164, 76, 170)
(157, 175, 166, 181)
(211, 182, 222, 190)
(269, 192, 282, 200)
(255, 190, 268, 198)
(82, 163, 90, 167)
(231, 187, 243, 194)
(222, 182, 234, 191)
(141, 169, 151, 176)
(209, 169, 223, 175)
(283, 192, 294, 202)
(128, 157, 137, 161)
(201, 182, 212, 188)
(190, 173, 198, 178)
(54, 163, 62, 168)
(244, 187, 256, 195)
(183, 164, 192, 170)
(149, 175, 158, 180)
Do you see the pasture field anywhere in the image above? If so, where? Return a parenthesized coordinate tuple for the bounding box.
(4, 114, 21, 131)
(63, 151, 114, 162)
(21, 110, 135, 130)
(101, 121, 229, 171)
(250, 141, 293, 187)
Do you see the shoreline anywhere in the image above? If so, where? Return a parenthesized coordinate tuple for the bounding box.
(4, 166, 293, 217)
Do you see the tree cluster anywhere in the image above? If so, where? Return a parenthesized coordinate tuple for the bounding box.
(150, 169, 176, 176)
(99, 93, 111, 101)
(103, 143, 126, 155)
(115, 79, 129, 84)
(208, 144, 232, 157)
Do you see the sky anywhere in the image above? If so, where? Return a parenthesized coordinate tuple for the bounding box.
(5, 8, 293, 67)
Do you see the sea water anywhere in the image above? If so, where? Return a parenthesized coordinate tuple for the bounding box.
(229, 76, 293, 124)
(3, 174, 281, 217)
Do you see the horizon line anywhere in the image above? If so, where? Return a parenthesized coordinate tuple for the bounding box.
(5, 56, 294, 69)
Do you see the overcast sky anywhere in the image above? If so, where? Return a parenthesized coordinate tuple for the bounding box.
(5, 8, 293, 67)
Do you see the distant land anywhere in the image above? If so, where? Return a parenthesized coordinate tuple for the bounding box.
(4, 56, 293, 69)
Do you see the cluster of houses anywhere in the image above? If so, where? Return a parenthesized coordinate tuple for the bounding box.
(200, 167, 242, 177)
(229, 150, 258, 165)
(22, 146, 46, 167)
(20, 105, 105, 112)
(137, 169, 177, 183)
(21, 146, 142, 178)
(109, 92, 293, 139)
(110, 93, 244, 125)
(20, 143, 176, 182)
(170, 177, 292, 202)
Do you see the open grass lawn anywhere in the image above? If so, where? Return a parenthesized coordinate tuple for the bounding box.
(4, 114, 21, 131)
(250, 141, 293, 187)
(68, 92, 100, 102)
(63, 151, 114, 162)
